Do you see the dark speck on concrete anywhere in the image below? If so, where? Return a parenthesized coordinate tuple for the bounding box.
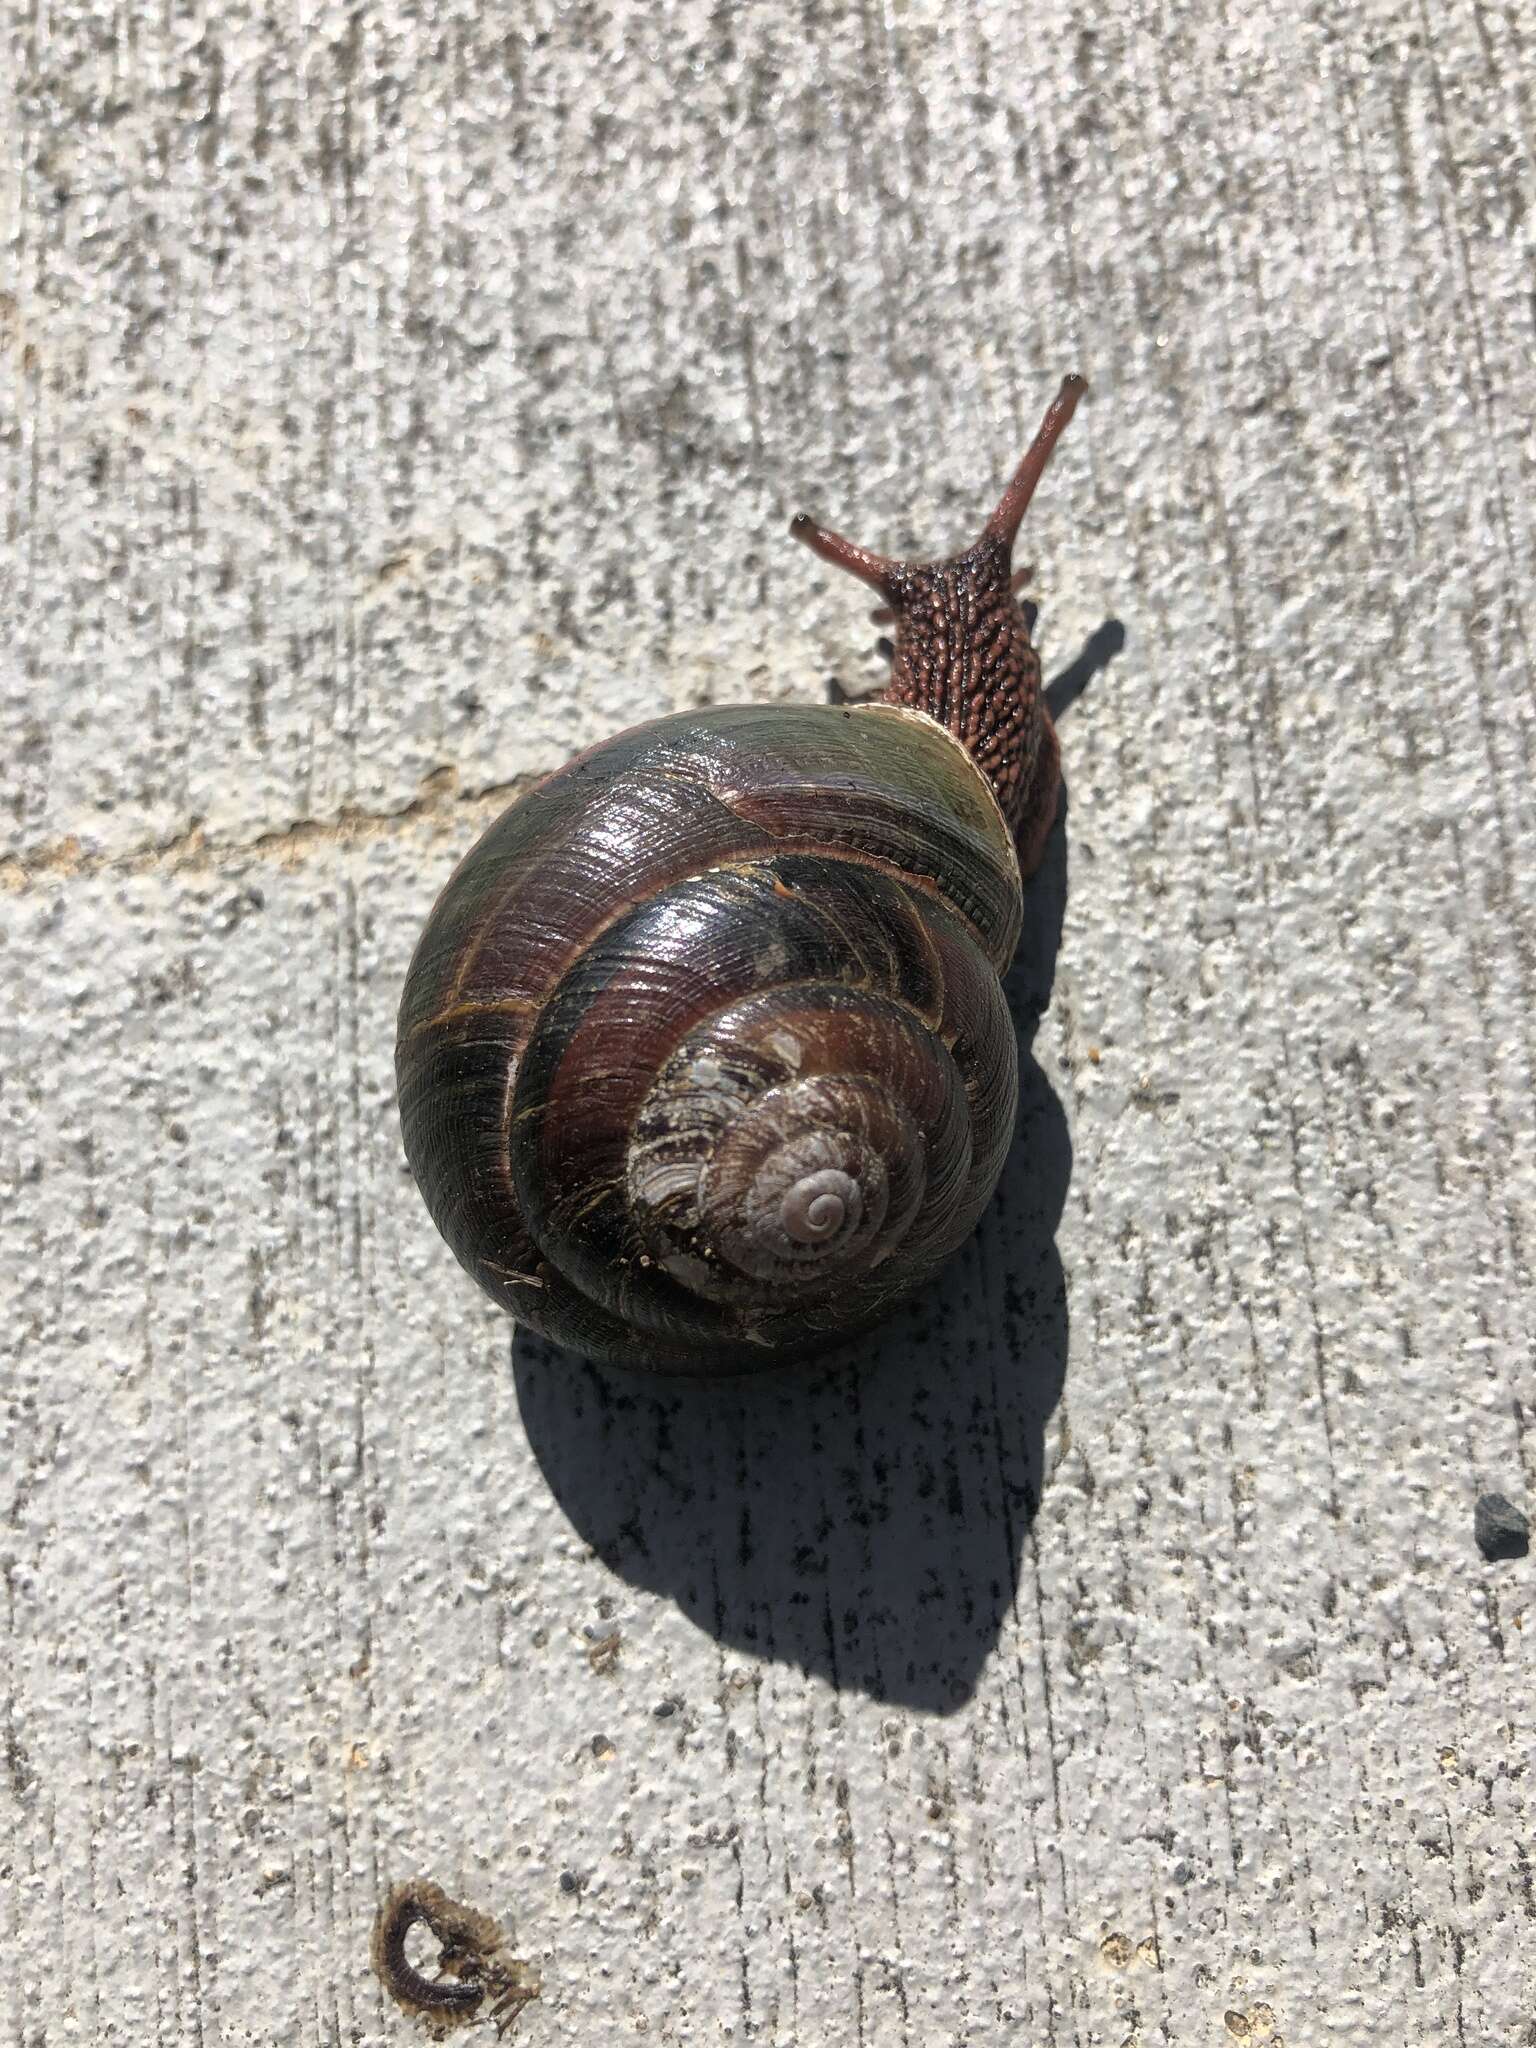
(1474, 1493, 1529, 1562)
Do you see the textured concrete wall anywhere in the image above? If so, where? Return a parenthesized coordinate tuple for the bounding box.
(3, 2, 1533, 2043)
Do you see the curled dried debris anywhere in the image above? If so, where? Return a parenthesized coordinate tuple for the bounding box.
(372, 1879, 540, 2037)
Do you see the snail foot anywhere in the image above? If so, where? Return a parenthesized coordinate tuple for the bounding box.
(1013, 710, 1062, 880)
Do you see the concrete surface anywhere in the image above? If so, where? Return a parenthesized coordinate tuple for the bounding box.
(3, 2, 1533, 2042)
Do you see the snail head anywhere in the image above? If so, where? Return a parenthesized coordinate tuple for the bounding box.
(789, 372, 1086, 611)
(789, 373, 1087, 850)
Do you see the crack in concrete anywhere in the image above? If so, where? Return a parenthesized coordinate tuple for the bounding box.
(0, 766, 538, 894)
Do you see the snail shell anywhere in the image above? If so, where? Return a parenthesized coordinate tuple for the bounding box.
(397, 703, 1020, 1372)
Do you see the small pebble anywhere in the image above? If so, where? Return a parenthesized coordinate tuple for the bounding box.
(1474, 1493, 1529, 1562)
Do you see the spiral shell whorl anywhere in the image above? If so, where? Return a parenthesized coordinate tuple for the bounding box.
(628, 1010, 954, 1308)
(781, 1166, 861, 1245)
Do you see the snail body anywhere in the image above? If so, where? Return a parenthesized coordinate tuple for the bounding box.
(397, 376, 1085, 1374)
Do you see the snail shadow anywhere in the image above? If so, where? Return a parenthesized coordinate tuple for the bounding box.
(512, 624, 1122, 1712)
(1046, 618, 1126, 722)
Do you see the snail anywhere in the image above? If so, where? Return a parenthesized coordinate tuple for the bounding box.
(396, 374, 1086, 1374)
